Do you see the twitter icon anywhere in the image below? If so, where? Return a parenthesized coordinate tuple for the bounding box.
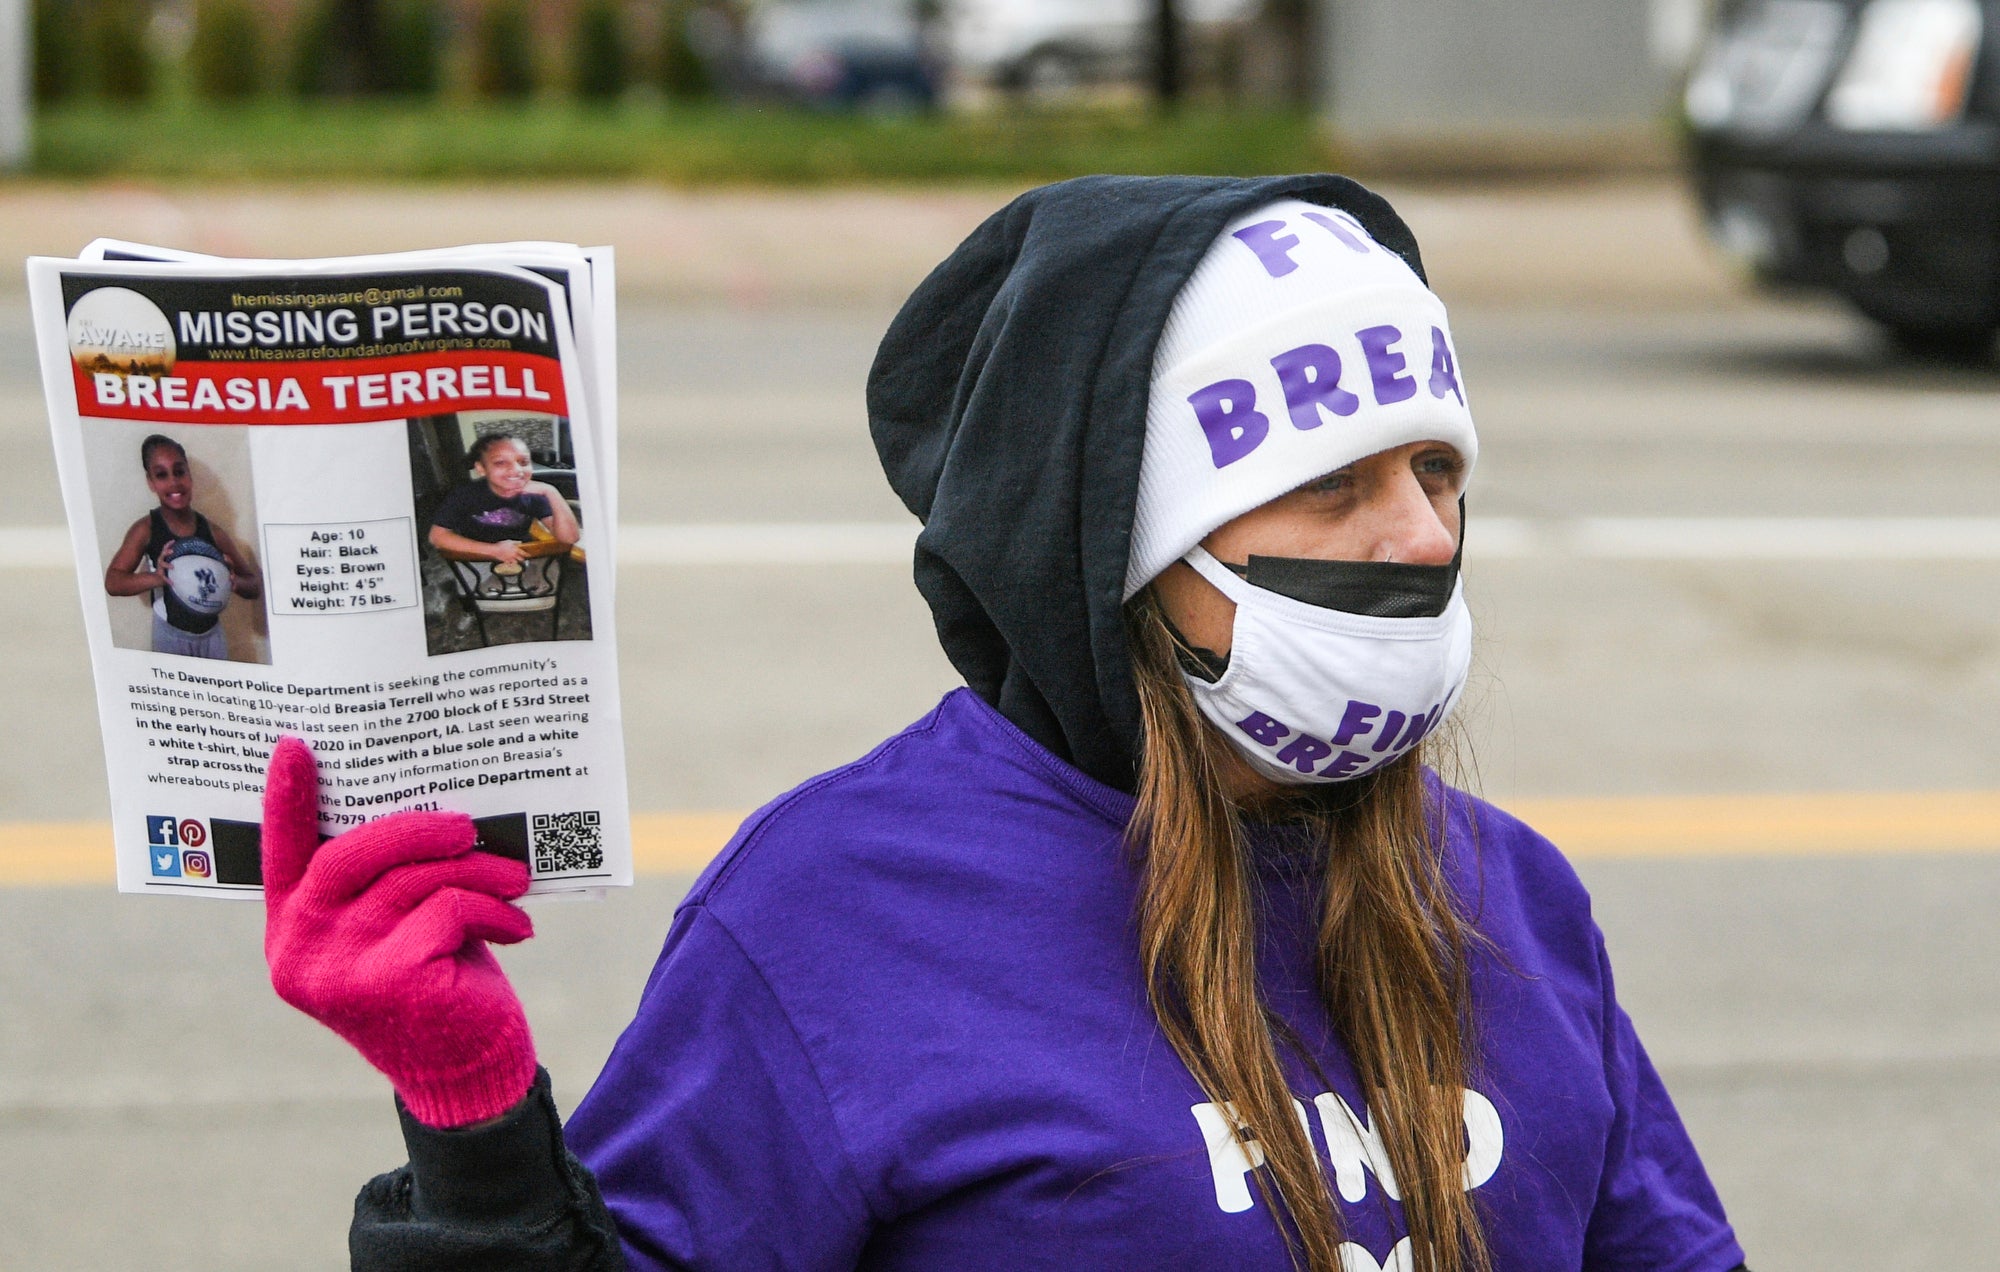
(151, 846, 182, 878)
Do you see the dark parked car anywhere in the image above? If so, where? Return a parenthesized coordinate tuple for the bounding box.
(1685, 0, 2000, 355)
(745, 0, 940, 111)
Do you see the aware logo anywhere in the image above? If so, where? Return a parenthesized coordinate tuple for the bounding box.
(67, 287, 176, 378)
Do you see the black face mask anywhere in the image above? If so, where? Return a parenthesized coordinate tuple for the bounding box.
(1170, 498, 1465, 682)
(1223, 495, 1465, 619)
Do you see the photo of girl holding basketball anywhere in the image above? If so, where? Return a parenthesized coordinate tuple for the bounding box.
(103, 433, 262, 660)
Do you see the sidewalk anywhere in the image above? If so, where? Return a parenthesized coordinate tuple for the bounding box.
(0, 177, 1744, 308)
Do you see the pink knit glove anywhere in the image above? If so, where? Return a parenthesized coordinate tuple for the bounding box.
(261, 736, 538, 1128)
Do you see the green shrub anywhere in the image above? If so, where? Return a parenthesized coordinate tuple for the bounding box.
(571, 0, 626, 102)
(291, 0, 443, 96)
(380, 0, 444, 96)
(190, 0, 263, 101)
(36, 0, 157, 103)
(92, 0, 155, 101)
(658, 1, 712, 102)
(286, 0, 342, 96)
(472, 0, 537, 100)
(33, 0, 86, 103)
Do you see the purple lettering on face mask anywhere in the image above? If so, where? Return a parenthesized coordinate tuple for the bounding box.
(1301, 209, 1371, 253)
(1269, 344, 1361, 430)
(1429, 326, 1464, 405)
(1189, 379, 1271, 468)
(1331, 700, 1382, 747)
(1356, 326, 1416, 405)
(1276, 733, 1334, 774)
(1320, 750, 1371, 779)
(1232, 220, 1303, 277)
(1371, 710, 1408, 754)
(1236, 712, 1292, 747)
(1399, 703, 1444, 749)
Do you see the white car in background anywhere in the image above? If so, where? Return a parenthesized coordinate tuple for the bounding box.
(1685, 0, 2000, 356)
(948, 0, 1259, 94)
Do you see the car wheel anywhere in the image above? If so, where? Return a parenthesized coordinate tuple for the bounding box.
(1006, 47, 1087, 100)
(858, 81, 927, 115)
(1881, 321, 1998, 363)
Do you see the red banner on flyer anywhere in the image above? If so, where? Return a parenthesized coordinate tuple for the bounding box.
(71, 349, 568, 425)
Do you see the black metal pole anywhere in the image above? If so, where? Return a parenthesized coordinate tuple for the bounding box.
(1153, 0, 1183, 108)
(334, 0, 387, 94)
(1273, 0, 1314, 107)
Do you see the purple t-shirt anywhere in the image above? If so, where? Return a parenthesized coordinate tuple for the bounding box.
(566, 688, 1743, 1271)
(430, 481, 553, 544)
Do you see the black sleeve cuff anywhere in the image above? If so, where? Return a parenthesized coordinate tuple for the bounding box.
(396, 1067, 573, 1227)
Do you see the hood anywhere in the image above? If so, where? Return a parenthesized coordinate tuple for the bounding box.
(867, 174, 1431, 793)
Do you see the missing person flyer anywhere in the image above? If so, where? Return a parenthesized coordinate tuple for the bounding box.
(28, 252, 633, 897)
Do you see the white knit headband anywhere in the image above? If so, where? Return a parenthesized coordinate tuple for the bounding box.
(1125, 199, 1477, 599)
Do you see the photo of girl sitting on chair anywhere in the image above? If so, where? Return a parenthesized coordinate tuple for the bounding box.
(428, 434, 581, 566)
(409, 415, 593, 655)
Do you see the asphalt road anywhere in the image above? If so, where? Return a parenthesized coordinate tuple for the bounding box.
(4, 202, 2000, 1269)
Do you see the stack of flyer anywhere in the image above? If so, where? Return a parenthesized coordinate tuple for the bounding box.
(27, 241, 631, 896)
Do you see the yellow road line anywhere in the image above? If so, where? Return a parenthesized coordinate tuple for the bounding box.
(0, 821, 116, 888)
(4, 794, 1999, 888)
(629, 811, 747, 874)
(1504, 791, 2000, 859)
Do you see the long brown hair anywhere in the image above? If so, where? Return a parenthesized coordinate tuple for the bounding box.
(1124, 587, 1488, 1272)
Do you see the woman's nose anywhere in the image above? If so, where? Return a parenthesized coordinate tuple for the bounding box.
(1371, 474, 1457, 565)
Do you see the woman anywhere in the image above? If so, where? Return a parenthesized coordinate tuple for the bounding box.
(261, 176, 1746, 1272)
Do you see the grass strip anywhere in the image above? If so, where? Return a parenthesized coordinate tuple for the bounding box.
(29, 101, 1331, 184)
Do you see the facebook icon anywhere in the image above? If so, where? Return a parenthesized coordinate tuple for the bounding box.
(147, 816, 183, 877)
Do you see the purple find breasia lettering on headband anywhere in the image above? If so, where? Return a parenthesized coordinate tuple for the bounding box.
(1189, 325, 1463, 469)
(1232, 209, 1377, 279)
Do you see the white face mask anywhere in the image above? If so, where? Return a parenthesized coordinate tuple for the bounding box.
(1177, 547, 1473, 785)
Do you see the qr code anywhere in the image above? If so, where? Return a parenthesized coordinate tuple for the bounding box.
(532, 810, 604, 874)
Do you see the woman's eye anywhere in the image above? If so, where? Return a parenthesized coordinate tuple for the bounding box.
(1417, 453, 1465, 481)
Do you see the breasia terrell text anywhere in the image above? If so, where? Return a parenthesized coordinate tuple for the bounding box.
(87, 362, 556, 417)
